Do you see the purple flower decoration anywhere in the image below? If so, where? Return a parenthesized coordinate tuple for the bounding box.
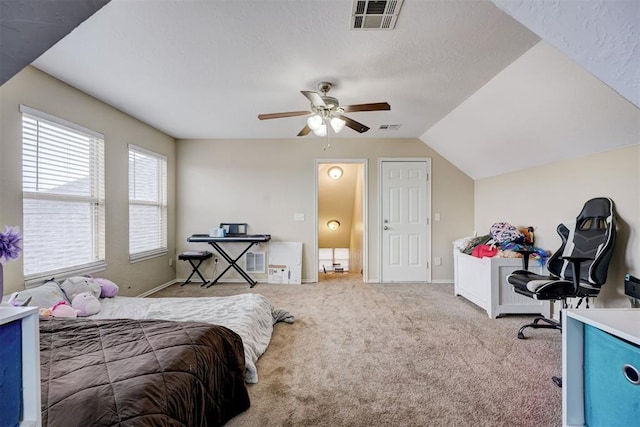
(0, 225, 23, 264)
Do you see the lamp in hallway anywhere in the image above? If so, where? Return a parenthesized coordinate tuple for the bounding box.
(327, 220, 340, 230)
(328, 166, 343, 180)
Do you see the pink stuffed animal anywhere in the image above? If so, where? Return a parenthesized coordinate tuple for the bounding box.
(50, 301, 79, 318)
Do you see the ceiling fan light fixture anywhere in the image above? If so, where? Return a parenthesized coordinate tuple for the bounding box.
(313, 123, 327, 137)
(307, 114, 323, 131)
(330, 117, 346, 133)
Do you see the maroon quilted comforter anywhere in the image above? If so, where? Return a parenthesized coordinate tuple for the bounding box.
(40, 317, 250, 427)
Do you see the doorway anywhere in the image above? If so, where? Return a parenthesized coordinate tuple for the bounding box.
(316, 160, 367, 282)
(379, 159, 431, 282)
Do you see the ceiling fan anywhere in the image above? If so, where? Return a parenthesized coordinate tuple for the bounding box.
(257, 82, 391, 137)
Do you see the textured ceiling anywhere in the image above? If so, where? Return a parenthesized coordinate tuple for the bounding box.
(493, 0, 640, 108)
(31, 0, 539, 140)
(0, 0, 109, 85)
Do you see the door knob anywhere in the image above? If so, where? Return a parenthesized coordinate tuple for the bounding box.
(383, 226, 389, 230)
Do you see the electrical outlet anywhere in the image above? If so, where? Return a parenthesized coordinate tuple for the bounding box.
(168, 257, 173, 267)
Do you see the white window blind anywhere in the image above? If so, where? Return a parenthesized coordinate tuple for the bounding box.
(319, 248, 333, 272)
(128, 145, 167, 261)
(319, 248, 350, 272)
(334, 248, 350, 271)
(21, 105, 106, 281)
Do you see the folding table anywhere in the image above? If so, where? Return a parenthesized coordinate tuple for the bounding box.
(187, 234, 271, 287)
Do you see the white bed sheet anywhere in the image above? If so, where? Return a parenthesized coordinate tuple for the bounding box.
(91, 293, 291, 383)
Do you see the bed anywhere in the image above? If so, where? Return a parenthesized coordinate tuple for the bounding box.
(40, 317, 250, 427)
(5, 281, 293, 426)
(90, 293, 294, 383)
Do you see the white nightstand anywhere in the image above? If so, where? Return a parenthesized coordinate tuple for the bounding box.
(563, 309, 640, 426)
(0, 306, 41, 427)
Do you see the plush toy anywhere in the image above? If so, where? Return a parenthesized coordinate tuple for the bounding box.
(7, 292, 32, 307)
(50, 301, 79, 318)
(518, 226, 535, 245)
(71, 292, 101, 316)
(94, 277, 119, 298)
(60, 276, 101, 301)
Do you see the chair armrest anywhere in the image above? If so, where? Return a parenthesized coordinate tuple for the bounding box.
(515, 250, 534, 270)
(560, 256, 593, 294)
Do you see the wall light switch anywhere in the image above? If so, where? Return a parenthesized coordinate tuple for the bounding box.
(435, 212, 441, 221)
(294, 213, 305, 221)
(434, 257, 442, 266)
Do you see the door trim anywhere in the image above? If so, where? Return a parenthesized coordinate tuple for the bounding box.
(314, 158, 368, 283)
(378, 158, 432, 283)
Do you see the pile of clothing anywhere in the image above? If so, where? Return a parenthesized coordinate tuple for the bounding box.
(454, 222, 550, 266)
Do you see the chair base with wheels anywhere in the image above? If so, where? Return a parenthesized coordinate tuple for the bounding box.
(517, 315, 563, 340)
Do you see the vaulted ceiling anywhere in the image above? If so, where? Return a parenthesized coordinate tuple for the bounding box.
(2, 0, 638, 180)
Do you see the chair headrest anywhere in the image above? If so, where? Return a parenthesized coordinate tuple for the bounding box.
(576, 197, 614, 228)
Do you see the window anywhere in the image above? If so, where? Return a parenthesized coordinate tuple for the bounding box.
(21, 105, 105, 281)
(128, 145, 167, 261)
(318, 248, 350, 272)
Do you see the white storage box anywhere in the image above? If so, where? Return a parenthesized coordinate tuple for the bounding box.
(453, 250, 550, 319)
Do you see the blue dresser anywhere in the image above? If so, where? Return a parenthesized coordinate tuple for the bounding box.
(564, 309, 640, 426)
(0, 307, 40, 427)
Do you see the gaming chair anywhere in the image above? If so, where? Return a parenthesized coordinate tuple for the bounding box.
(507, 197, 616, 339)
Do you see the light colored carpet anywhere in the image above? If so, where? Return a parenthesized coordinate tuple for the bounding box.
(154, 273, 562, 426)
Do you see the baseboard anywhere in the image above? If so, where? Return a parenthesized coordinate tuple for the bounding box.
(431, 279, 454, 284)
(139, 279, 178, 297)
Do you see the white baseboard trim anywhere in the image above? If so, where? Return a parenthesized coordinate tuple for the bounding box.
(431, 279, 454, 284)
(175, 277, 313, 285)
(138, 279, 178, 297)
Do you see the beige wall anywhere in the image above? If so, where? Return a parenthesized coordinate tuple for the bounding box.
(0, 66, 177, 296)
(475, 144, 640, 308)
(349, 163, 365, 275)
(176, 138, 474, 283)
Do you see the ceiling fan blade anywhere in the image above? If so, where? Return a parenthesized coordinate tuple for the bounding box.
(301, 91, 327, 108)
(297, 125, 311, 137)
(342, 102, 391, 113)
(340, 115, 370, 133)
(258, 110, 311, 120)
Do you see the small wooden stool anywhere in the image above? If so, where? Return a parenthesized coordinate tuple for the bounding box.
(178, 251, 212, 286)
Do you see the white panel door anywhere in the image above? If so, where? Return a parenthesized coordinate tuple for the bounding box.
(381, 160, 430, 282)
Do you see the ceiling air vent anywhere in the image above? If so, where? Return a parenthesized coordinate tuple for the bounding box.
(351, 0, 404, 30)
(379, 124, 401, 131)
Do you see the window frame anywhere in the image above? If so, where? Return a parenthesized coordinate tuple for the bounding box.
(128, 144, 168, 262)
(20, 105, 106, 285)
